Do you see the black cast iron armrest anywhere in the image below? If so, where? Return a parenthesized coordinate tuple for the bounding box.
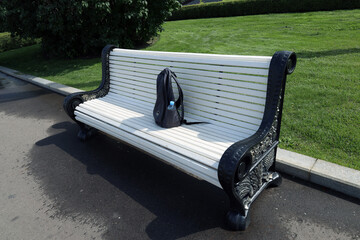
(218, 51, 297, 230)
(63, 45, 116, 121)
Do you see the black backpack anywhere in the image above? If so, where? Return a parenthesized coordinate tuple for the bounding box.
(153, 68, 207, 128)
(153, 68, 184, 128)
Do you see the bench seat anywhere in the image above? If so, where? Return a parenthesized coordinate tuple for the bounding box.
(75, 93, 254, 187)
(64, 45, 296, 230)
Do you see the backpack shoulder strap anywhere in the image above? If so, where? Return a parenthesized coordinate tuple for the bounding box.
(169, 70, 184, 122)
(168, 69, 208, 126)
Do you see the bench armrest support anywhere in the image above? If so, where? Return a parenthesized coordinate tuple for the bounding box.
(218, 51, 297, 229)
(63, 45, 116, 121)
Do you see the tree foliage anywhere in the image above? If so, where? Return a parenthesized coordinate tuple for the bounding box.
(2, 0, 180, 58)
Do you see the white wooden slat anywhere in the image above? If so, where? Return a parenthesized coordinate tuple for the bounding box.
(104, 93, 252, 141)
(77, 103, 225, 161)
(106, 90, 254, 139)
(108, 87, 263, 121)
(110, 70, 266, 98)
(108, 84, 259, 133)
(183, 106, 259, 132)
(109, 77, 265, 105)
(109, 56, 269, 76)
(111, 49, 271, 68)
(112, 59, 267, 88)
(184, 97, 263, 120)
(109, 76, 265, 113)
(85, 98, 233, 148)
(76, 105, 221, 166)
(111, 84, 155, 99)
(109, 84, 265, 117)
(75, 112, 221, 187)
(108, 86, 265, 129)
(172, 73, 267, 92)
(99, 96, 244, 145)
(109, 79, 262, 121)
(110, 71, 265, 105)
(83, 101, 232, 159)
(109, 83, 262, 125)
(105, 92, 252, 142)
(109, 59, 267, 91)
(110, 67, 267, 92)
(110, 60, 268, 84)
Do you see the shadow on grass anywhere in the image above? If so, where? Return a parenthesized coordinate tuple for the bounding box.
(69, 80, 102, 90)
(0, 44, 101, 79)
(298, 48, 360, 58)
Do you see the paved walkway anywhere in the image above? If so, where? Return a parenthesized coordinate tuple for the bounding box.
(1, 72, 360, 239)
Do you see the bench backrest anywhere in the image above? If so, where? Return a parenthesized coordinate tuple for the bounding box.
(108, 48, 272, 137)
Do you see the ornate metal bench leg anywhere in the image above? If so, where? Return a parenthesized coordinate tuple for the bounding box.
(226, 203, 250, 231)
(269, 171, 282, 188)
(219, 143, 282, 231)
(77, 124, 96, 141)
(225, 169, 281, 231)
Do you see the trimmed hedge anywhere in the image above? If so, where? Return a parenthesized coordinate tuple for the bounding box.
(170, 0, 360, 20)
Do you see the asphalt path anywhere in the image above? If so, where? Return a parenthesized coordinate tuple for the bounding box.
(0, 73, 359, 240)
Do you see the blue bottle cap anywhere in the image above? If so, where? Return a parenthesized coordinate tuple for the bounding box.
(170, 101, 175, 106)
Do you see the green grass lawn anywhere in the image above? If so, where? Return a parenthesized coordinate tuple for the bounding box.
(0, 9, 359, 170)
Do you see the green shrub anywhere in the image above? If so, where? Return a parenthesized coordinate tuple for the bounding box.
(0, 33, 40, 53)
(170, 0, 360, 20)
(0, 3, 6, 32)
(2, 0, 180, 58)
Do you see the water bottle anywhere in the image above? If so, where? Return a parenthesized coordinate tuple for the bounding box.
(167, 101, 175, 110)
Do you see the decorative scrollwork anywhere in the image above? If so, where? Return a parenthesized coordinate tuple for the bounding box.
(234, 92, 282, 203)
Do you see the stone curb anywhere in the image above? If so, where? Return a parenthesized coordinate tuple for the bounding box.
(1, 66, 359, 200)
(0, 66, 80, 96)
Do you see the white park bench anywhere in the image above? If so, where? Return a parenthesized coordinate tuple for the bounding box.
(64, 45, 296, 230)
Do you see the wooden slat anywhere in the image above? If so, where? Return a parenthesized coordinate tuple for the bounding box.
(84, 99, 233, 151)
(101, 95, 251, 142)
(105, 90, 258, 136)
(109, 56, 269, 76)
(110, 82, 262, 125)
(109, 70, 265, 105)
(105, 93, 252, 141)
(109, 77, 265, 113)
(109, 80, 265, 114)
(111, 48, 271, 68)
(107, 87, 264, 133)
(78, 102, 227, 158)
(108, 86, 265, 126)
(76, 105, 222, 164)
(108, 84, 259, 133)
(109, 60, 268, 84)
(75, 112, 221, 187)
(109, 68, 267, 93)
(109, 69, 266, 98)
(109, 79, 265, 113)
(111, 79, 262, 119)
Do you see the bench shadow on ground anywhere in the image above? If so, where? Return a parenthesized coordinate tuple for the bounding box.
(30, 121, 234, 239)
(29, 122, 359, 239)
